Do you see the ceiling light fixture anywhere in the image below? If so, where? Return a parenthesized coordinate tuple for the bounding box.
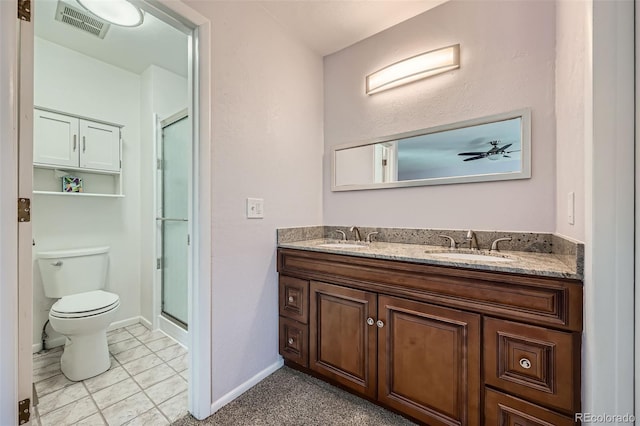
(76, 0, 144, 27)
(366, 44, 460, 95)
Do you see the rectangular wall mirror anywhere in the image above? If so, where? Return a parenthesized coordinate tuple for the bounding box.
(331, 109, 531, 191)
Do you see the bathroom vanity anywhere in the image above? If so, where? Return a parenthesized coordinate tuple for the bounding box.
(277, 233, 582, 425)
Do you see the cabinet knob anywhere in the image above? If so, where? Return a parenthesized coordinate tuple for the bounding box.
(519, 358, 532, 369)
(288, 296, 294, 303)
(366, 317, 374, 326)
(287, 338, 294, 345)
(376, 320, 384, 328)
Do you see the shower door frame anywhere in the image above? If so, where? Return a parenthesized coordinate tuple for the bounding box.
(154, 109, 190, 345)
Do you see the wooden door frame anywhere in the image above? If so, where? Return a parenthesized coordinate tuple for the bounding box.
(0, 0, 214, 421)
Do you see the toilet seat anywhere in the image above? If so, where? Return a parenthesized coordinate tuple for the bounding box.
(51, 290, 120, 319)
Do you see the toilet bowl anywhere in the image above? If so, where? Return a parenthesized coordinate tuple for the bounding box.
(37, 247, 120, 381)
(49, 290, 120, 381)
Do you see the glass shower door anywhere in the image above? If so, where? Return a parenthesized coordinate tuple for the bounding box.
(159, 113, 189, 328)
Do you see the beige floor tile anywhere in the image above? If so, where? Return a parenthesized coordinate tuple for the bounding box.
(33, 351, 63, 370)
(92, 378, 141, 410)
(120, 353, 164, 376)
(34, 347, 62, 359)
(40, 396, 98, 426)
(135, 330, 166, 344)
(155, 344, 187, 362)
(74, 412, 106, 425)
(144, 336, 177, 353)
(38, 382, 89, 415)
(145, 375, 187, 405)
(101, 392, 154, 426)
(84, 366, 129, 393)
(167, 353, 188, 373)
(180, 370, 189, 381)
(107, 329, 134, 345)
(132, 364, 176, 389)
(34, 362, 63, 382)
(123, 408, 169, 426)
(35, 373, 74, 398)
(108, 338, 142, 355)
(158, 391, 188, 422)
(125, 324, 149, 337)
(113, 345, 152, 364)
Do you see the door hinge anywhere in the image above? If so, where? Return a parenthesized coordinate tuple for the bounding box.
(18, 398, 30, 425)
(18, 0, 31, 21)
(156, 258, 162, 269)
(18, 198, 31, 222)
(382, 159, 388, 166)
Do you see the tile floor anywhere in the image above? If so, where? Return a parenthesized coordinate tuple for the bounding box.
(32, 323, 189, 426)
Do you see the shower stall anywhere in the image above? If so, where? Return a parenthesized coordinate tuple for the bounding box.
(156, 109, 190, 341)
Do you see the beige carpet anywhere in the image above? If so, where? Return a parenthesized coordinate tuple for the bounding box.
(172, 366, 416, 425)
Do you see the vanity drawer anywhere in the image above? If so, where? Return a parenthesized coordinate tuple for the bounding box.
(485, 388, 575, 426)
(279, 276, 309, 324)
(484, 317, 579, 413)
(279, 317, 308, 367)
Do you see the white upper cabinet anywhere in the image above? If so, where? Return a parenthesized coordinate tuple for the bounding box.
(34, 108, 121, 173)
(79, 120, 121, 172)
(33, 109, 79, 168)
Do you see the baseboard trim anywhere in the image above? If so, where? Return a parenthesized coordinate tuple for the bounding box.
(210, 358, 284, 414)
(32, 336, 66, 354)
(139, 316, 152, 330)
(158, 315, 188, 347)
(107, 316, 141, 332)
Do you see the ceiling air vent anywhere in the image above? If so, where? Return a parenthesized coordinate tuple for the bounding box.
(54, 1, 110, 39)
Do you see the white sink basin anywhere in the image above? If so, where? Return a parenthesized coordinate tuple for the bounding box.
(429, 252, 514, 262)
(319, 243, 367, 249)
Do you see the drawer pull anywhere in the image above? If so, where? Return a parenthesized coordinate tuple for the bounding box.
(287, 338, 294, 345)
(519, 358, 532, 369)
(288, 296, 294, 303)
(376, 320, 384, 328)
(367, 317, 374, 326)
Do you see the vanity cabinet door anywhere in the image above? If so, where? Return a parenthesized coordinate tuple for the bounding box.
(309, 281, 377, 398)
(34, 109, 79, 168)
(377, 295, 481, 426)
(485, 389, 575, 426)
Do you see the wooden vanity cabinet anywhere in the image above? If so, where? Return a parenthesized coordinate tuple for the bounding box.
(277, 248, 583, 425)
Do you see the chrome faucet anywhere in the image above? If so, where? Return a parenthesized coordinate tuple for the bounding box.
(490, 236, 512, 252)
(465, 230, 479, 250)
(366, 231, 379, 243)
(335, 230, 347, 241)
(350, 226, 362, 242)
(439, 235, 457, 249)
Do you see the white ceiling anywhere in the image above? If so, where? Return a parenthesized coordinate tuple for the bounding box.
(34, 0, 446, 78)
(35, 0, 188, 77)
(259, 0, 448, 56)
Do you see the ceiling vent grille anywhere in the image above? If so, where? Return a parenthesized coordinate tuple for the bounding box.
(55, 1, 110, 39)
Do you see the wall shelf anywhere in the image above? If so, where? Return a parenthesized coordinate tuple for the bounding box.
(33, 190, 125, 198)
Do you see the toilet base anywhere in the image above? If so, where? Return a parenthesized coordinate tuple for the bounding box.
(60, 330, 111, 381)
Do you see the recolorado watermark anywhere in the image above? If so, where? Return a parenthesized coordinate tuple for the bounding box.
(575, 413, 635, 423)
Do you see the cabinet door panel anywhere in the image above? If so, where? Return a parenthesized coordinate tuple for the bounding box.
(279, 276, 309, 324)
(279, 317, 308, 367)
(310, 281, 377, 398)
(80, 120, 120, 171)
(34, 109, 79, 167)
(378, 295, 481, 426)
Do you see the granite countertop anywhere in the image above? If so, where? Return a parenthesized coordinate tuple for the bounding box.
(278, 239, 581, 280)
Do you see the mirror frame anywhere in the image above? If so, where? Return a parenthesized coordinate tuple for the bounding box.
(331, 108, 531, 191)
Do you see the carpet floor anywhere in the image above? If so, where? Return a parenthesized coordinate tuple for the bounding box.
(172, 366, 416, 425)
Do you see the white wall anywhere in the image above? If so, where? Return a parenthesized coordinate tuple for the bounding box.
(32, 37, 142, 345)
(139, 65, 188, 324)
(183, 0, 324, 403)
(323, 0, 556, 232)
(555, 0, 586, 242)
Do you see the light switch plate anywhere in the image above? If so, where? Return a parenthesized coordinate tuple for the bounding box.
(567, 192, 575, 225)
(247, 198, 264, 219)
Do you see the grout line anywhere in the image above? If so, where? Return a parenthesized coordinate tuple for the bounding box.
(81, 380, 109, 425)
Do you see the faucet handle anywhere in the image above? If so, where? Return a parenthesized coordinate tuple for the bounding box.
(490, 237, 512, 252)
(334, 230, 347, 241)
(439, 235, 457, 249)
(366, 232, 379, 243)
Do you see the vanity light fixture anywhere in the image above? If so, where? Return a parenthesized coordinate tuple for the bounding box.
(76, 0, 144, 27)
(366, 44, 460, 95)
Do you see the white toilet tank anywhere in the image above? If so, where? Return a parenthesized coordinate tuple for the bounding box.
(37, 246, 110, 298)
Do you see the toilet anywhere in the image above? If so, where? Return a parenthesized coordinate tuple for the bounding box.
(37, 246, 120, 381)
